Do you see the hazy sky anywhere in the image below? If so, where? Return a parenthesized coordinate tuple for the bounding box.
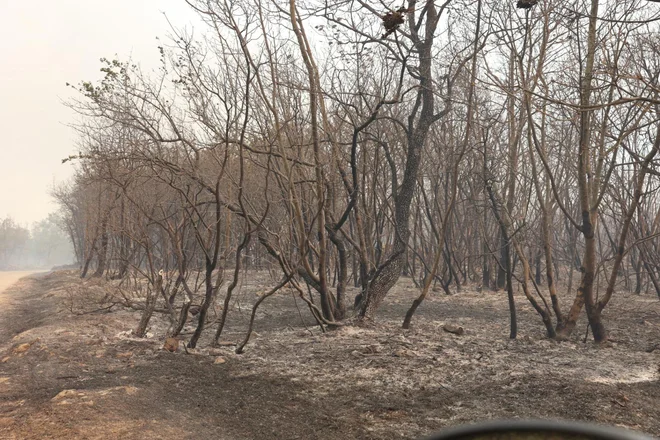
(0, 0, 198, 226)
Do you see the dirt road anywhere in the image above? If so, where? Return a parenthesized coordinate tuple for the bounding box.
(0, 271, 44, 296)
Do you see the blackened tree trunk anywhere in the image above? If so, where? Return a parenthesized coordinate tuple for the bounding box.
(486, 182, 517, 339)
(359, 0, 447, 319)
(92, 227, 109, 278)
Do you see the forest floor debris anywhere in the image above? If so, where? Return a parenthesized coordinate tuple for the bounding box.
(0, 270, 658, 439)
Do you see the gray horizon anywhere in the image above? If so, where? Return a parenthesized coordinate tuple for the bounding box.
(0, 0, 196, 226)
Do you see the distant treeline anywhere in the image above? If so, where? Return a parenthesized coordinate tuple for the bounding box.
(0, 214, 74, 270)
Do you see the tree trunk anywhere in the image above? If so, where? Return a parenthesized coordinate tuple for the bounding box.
(188, 261, 218, 349)
(486, 183, 517, 339)
(559, 0, 607, 343)
(135, 272, 162, 338)
(359, 2, 443, 318)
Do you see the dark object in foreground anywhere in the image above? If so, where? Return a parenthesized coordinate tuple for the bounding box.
(354, 293, 362, 310)
(381, 7, 410, 39)
(421, 420, 652, 440)
(442, 324, 464, 336)
(163, 337, 179, 352)
(517, 0, 539, 9)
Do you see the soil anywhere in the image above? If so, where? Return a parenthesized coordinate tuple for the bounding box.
(0, 271, 45, 301)
(0, 270, 659, 439)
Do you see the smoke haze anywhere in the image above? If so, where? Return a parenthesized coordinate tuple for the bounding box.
(0, 0, 196, 226)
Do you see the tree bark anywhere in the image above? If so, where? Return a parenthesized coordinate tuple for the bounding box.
(135, 272, 162, 338)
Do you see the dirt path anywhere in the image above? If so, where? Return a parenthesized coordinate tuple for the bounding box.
(0, 271, 45, 296)
(0, 271, 659, 439)
(0, 271, 52, 340)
